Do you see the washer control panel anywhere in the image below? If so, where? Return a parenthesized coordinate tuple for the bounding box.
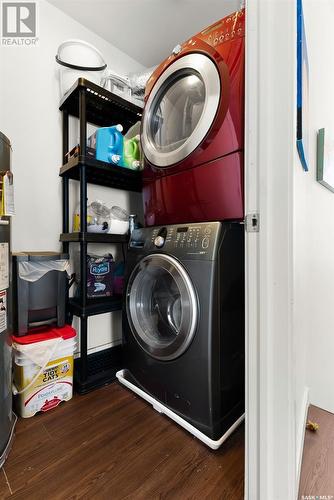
(130, 222, 222, 260)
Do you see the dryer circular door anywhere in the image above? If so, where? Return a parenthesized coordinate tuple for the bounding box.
(126, 254, 198, 361)
(141, 53, 221, 168)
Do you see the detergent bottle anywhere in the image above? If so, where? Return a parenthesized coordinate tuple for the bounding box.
(123, 135, 142, 170)
(107, 124, 124, 165)
(87, 124, 124, 165)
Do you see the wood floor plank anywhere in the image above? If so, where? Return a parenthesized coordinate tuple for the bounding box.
(299, 405, 334, 498)
(9, 408, 176, 499)
(6, 393, 147, 494)
(0, 468, 11, 497)
(4, 383, 244, 499)
(41, 383, 134, 439)
(129, 424, 244, 500)
(64, 416, 181, 499)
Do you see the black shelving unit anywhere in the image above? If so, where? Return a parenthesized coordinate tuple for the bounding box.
(59, 78, 142, 394)
(69, 296, 123, 318)
(60, 232, 128, 244)
(59, 156, 142, 192)
(74, 345, 123, 395)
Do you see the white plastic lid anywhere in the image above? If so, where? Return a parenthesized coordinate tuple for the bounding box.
(57, 39, 106, 66)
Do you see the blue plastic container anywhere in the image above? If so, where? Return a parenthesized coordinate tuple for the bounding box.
(87, 124, 124, 165)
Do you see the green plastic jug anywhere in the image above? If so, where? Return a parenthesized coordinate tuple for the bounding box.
(123, 135, 142, 170)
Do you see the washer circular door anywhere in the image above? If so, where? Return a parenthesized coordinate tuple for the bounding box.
(141, 53, 221, 168)
(126, 254, 198, 361)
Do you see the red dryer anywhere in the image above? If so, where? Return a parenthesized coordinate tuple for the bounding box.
(141, 9, 245, 226)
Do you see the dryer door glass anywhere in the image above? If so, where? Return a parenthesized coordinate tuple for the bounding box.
(150, 72, 205, 153)
(126, 254, 198, 361)
(142, 53, 221, 167)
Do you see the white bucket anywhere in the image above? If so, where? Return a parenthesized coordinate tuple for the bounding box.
(56, 39, 107, 97)
(13, 327, 76, 418)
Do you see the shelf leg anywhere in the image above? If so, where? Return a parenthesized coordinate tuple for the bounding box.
(61, 110, 70, 324)
(79, 88, 88, 307)
(62, 109, 69, 164)
(62, 179, 69, 239)
(79, 163, 87, 307)
(62, 110, 70, 252)
(80, 316, 88, 383)
(79, 84, 87, 237)
(79, 88, 87, 156)
(80, 240, 87, 308)
(78, 88, 88, 383)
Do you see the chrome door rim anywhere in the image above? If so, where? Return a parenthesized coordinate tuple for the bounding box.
(126, 254, 198, 361)
(141, 53, 221, 168)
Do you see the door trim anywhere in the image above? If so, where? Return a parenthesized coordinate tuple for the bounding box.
(245, 1, 297, 498)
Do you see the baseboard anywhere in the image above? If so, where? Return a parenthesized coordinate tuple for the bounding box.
(307, 398, 334, 415)
(296, 386, 309, 486)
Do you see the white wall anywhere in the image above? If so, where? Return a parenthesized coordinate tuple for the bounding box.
(0, 0, 145, 353)
(47, 0, 241, 67)
(294, 0, 334, 415)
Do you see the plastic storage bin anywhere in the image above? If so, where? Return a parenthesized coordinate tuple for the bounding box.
(12, 325, 76, 418)
(56, 39, 107, 97)
(12, 252, 69, 336)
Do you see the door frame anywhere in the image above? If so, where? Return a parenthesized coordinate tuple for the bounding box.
(244, 1, 297, 498)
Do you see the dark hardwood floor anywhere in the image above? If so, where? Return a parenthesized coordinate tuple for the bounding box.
(1, 383, 244, 499)
(299, 405, 334, 499)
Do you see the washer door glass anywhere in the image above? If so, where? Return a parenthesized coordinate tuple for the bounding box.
(142, 53, 221, 168)
(126, 254, 198, 361)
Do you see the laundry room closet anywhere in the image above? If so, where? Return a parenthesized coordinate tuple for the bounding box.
(1, 1, 248, 497)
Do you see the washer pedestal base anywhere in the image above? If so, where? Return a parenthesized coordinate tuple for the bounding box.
(116, 369, 244, 450)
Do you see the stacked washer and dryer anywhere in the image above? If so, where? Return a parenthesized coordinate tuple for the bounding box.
(117, 8, 245, 449)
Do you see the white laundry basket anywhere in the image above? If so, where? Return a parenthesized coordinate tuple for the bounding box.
(56, 39, 107, 96)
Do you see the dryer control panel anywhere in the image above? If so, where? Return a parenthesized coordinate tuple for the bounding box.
(199, 8, 245, 47)
(129, 222, 227, 261)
